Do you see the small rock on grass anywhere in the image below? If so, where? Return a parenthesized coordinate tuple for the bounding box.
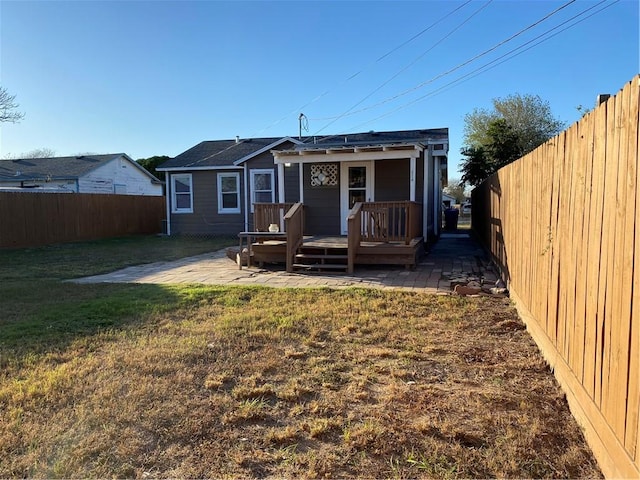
(454, 285, 482, 296)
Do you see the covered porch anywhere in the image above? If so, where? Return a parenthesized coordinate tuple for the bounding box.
(241, 202, 423, 274)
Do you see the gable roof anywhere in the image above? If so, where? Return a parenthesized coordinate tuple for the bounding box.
(160, 130, 448, 171)
(0, 153, 161, 183)
(158, 137, 303, 171)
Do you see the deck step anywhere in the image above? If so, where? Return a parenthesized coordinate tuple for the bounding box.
(292, 263, 349, 271)
(295, 253, 348, 260)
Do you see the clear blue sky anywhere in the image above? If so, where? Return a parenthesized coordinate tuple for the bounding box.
(1, 0, 638, 177)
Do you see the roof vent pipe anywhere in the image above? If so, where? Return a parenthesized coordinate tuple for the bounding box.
(235, 136, 240, 143)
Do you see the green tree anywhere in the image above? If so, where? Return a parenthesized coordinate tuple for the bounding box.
(460, 93, 564, 186)
(459, 145, 491, 187)
(484, 119, 522, 170)
(463, 93, 564, 156)
(137, 155, 170, 181)
(0, 86, 24, 123)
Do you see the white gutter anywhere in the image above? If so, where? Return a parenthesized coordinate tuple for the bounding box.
(157, 165, 242, 172)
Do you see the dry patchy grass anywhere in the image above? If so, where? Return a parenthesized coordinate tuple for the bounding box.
(0, 287, 601, 479)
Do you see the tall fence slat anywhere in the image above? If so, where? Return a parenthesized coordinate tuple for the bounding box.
(625, 72, 640, 459)
(0, 192, 165, 248)
(472, 75, 639, 479)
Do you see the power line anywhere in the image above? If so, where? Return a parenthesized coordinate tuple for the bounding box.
(340, 0, 617, 135)
(308, 0, 494, 136)
(308, 0, 578, 128)
(244, 0, 475, 139)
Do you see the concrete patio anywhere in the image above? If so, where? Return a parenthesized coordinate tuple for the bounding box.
(74, 232, 498, 293)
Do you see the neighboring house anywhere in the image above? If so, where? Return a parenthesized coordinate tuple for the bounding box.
(0, 153, 163, 195)
(158, 129, 449, 242)
(442, 192, 456, 209)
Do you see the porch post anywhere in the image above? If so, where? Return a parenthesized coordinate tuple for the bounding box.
(423, 146, 430, 240)
(433, 152, 440, 237)
(277, 162, 285, 203)
(298, 161, 304, 203)
(410, 157, 416, 202)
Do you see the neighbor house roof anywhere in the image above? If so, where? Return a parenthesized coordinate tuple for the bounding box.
(158, 137, 302, 171)
(0, 153, 161, 183)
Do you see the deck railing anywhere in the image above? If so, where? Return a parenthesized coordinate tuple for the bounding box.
(253, 203, 294, 231)
(359, 201, 422, 244)
(284, 203, 304, 273)
(347, 201, 422, 273)
(347, 202, 363, 274)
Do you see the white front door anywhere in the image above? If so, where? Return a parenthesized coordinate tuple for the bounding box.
(340, 161, 374, 234)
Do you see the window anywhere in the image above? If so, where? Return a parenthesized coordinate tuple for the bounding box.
(218, 172, 241, 214)
(171, 174, 193, 213)
(250, 169, 274, 212)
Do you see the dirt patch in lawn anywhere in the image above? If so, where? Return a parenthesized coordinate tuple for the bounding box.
(0, 288, 601, 478)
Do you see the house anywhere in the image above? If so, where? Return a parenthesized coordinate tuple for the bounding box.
(442, 192, 456, 209)
(158, 128, 449, 272)
(0, 153, 163, 195)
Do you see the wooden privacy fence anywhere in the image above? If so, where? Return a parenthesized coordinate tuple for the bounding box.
(472, 75, 639, 479)
(0, 192, 166, 248)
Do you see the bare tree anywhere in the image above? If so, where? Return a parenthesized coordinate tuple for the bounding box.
(0, 86, 25, 123)
(4, 148, 56, 159)
(443, 179, 466, 204)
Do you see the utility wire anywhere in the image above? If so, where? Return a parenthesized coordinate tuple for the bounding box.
(244, 0, 474, 139)
(309, 0, 577, 130)
(308, 0, 494, 136)
(341, 0, 617, 135)
(184, 1, 476, 165)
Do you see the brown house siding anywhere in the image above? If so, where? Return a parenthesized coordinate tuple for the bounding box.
(302, 163, 340, 235)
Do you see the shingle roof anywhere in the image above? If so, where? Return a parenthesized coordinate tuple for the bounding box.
(0, 154, 125, 182)
(295, 128, 449, 149)
(158, 137, 286, 169)
(160, 129, 448, 170)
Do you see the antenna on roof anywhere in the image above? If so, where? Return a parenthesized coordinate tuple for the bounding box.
(298, 113, 309, 140)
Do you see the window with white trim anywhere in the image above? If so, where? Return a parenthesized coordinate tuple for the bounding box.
(250, 169, 274, 212)
(171, 174, 193, 213)
(217, 172, 241, 214)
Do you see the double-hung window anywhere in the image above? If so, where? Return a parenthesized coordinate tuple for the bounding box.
(217, 172, 241, 214)
(250, 169, 274, 212)
(171, 174, 193, 213)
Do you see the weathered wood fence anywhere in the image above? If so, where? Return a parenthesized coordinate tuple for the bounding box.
(0, 192, 166, 248)
(472, 75, 639, 479)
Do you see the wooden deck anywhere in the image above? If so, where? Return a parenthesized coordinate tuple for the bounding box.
(250, 201, 424, 273)
(251, 235, 424, 272)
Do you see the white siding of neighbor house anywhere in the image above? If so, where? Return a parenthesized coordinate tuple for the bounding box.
(0, 179, 78, 192)
(78, 156, 162, 196)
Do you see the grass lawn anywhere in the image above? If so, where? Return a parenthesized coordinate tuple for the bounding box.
(0, 236, 601, 478)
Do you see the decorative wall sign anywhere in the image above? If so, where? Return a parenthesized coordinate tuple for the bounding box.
(310, 163, 338, 187)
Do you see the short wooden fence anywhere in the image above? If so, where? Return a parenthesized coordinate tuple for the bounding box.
(0, 192, 165, 248)
(472, 75, 639, 479)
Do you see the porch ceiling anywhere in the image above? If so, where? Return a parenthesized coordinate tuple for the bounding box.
(272, 143, 424, 164)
